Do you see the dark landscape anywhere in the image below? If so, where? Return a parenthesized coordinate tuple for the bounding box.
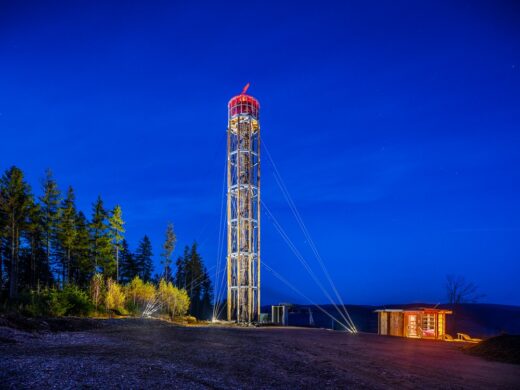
(1, 318, 519, 389)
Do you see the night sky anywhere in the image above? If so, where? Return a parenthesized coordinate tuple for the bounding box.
(1, 1, 519, 306)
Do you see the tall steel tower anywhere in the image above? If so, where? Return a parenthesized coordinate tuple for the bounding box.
(227, 84, 261, 323)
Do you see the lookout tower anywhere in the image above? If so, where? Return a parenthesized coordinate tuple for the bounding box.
(227, 84, 261, 323)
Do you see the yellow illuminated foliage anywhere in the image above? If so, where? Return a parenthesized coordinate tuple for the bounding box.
(105, 278, 126, 313)
(158, 279, 190, 319)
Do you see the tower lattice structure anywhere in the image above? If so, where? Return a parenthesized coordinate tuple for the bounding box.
(226, 85, 261, 323)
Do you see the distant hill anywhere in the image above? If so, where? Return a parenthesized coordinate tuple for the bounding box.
(261, 303, 520, 338)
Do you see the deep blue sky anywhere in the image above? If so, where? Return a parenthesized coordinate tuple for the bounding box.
(1, 1, 519, 306)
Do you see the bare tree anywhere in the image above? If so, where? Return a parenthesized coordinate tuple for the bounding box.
(90, 273, 105, 312)
(446, 274, 484, 305)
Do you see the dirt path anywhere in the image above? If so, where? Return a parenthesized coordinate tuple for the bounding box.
(1, 319, 518, 389)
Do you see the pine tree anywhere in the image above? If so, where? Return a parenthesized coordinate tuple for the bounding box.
(0, 166, 34, 299)
(23, 202, 48, 290)
(161, 223, 176, 282)
(187, 242, 204, 317)
(200, 266, 214, 320)
(174, 245, 190, 290)
(173, 242, 208, 318)
(89, 196, 113, 277)
(73, 211, 91, 287)
(173, 243, 214, 319)
(109, 205, 125, 282)
(135, 235, 153, 282)
(119, 239, 138, 283)
(38, 169, 60, 288)
(57, 186, 77, 285)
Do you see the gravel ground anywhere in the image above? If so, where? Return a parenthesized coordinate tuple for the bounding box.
(0, 318, 519, 389)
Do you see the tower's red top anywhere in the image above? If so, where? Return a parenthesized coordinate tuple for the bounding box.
(228, 84, 259, 118)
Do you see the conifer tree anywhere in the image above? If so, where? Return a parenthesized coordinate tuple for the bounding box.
(119, 239, 138, 283)
(135, 235, 153, 282)
(187, 242, 204, 316)
(109, 205, 125, 282)
(0, 166, 34, 298)
(200, 266, 214, 320)
(73, 211, 91, 287)
(89, 196, 113, 277)
(174, 242, 212, 318)
(161, 223, 176, 282)
(174, 245, 190, 290)
(24, 202, 47, 289)
(57, 186, 77, 285)
(38, 169, 60, 287)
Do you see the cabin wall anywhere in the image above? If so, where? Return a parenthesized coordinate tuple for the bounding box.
(378, 312, 388, 335)
(389, 312, 404, 337)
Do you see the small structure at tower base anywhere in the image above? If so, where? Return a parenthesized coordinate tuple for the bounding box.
(272, 305, 289, 326)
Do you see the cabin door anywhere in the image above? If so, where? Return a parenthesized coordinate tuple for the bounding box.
(407, 314, 418, 337)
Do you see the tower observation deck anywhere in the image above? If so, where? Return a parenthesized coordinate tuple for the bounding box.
(227, 85, 261, 323)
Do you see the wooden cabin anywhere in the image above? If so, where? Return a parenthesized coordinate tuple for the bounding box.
(375, 308, 452, 339)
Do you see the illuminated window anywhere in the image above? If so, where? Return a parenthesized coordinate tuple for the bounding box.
(438, 314, 444, 337)
(422, 313, 436, 337)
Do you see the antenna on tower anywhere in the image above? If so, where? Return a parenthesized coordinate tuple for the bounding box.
(242, 82, 250, 94)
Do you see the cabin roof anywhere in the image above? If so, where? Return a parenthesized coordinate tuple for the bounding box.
(374, 308, 453, 314)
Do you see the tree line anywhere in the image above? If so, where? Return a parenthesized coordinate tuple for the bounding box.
(0, 166, 213, 320)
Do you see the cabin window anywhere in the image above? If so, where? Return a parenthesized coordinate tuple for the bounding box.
(421, 313, 436, 337)
(407, 314, 418, 337)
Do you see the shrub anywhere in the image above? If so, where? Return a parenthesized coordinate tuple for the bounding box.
(125, 276, 144, 309)
(175, 288, 190, 317)
(139, 282, 156, 306)
(59, 285, 92, 316)
(47, 289, 70, 316)
(22, 290, 53, 317)
(105, 279, 126, 315)
(158, 279, 190, 319)
(23, 286, 92, 317)
(125, 276, 156, 315)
